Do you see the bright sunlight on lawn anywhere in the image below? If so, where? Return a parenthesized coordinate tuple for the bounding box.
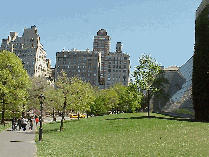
(36, 113, 209, 156)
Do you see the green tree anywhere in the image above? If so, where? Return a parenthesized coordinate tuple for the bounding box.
(68, 77, 95, 119)
(112, 83, 142, 113)
(27, 75, 51, 115)
(44, 85, 64, 115)
(56, 71, 95, 125)
(0, 50, 31, 123)
(88, 88, 107, 116)
(125, 83, 143, 112)
(133, 54, 169, 116)
(88, 88, 118, 116)
(105, 87, 119, 114)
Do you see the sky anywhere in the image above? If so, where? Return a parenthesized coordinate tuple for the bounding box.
(0, 0, 202, 77)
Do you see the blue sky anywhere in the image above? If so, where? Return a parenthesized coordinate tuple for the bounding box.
(0, 0, 202, 76)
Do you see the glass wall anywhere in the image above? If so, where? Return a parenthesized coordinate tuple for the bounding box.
(152, 55, 194, 113)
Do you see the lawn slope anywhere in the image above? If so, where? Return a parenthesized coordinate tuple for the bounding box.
(36, 113, 209, 156)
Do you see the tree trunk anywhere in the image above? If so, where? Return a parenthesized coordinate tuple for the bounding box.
(148, 90, 150, 117)
(78, 112, 80, 120)
(1, 99, 5, 124)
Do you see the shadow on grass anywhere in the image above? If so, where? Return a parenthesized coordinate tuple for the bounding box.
(42, 128, 60, 133)
(130, 116, 209, 123)
(48, 120, 72, 124)
(106, 118, 129, 120)
(106, 115, 209, 123)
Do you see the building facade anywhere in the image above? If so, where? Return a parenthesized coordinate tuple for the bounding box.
(55, 48, 101, 86)
(93, 29, 111, 85)
(105, 42, 130, 88)
(151, 56, 193, 114)
(0, 26, 47, 77)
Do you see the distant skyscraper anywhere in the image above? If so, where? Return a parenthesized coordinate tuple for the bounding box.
(0, 26, 48, 77)
(93, 29, 111, 85)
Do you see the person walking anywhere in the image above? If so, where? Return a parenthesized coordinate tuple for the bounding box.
(35, 117, 39, 126)
(18, 118, 21, 131)
(29, 119, 33, 130)
(21, 117, 27, 131)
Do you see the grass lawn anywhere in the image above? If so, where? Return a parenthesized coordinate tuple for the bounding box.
(0, 122, 11, 132)
(36, 112, 209, 156)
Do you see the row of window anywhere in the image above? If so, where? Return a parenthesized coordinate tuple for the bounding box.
(58, 54, 97, 58)
(107, 77, 126, 81)
(58, 58, 97, 62)
(107, 65, 127, 70)
(57, 65, 97, 69)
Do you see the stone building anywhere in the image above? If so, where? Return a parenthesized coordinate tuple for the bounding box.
(105, 42, 130, 88)
(93, 29, 111, 85)
(55, 48, 101, 86)
(0, 26, 48, 77)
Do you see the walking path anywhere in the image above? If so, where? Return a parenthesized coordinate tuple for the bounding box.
(0, 120, 38, 157)
(0, 117, 71, 157)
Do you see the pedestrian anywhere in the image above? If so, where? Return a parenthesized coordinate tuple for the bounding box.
(21, 117, 27, 131)
(18, 118, 21, 130)
(29, 119, 33, 130)
(35, 117, 39, 126)
(12, 117, 17, 130)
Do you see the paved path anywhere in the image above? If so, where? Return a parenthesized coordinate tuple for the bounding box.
(0, 117, 72, 157)
(0, 120, 37, 157)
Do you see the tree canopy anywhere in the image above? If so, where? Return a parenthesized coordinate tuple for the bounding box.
(0, 50, 31, 123)
(132, 54, 169, 111)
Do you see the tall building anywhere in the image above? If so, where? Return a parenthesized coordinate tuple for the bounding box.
(55, 48, 101, 86)
(105, 42, 130, 88)
(93, 29, 111, 85)
(193, 0, 209, 121)
(0, 26, 47, 77)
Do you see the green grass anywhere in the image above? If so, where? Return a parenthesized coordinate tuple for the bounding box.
(0, 122, 11, 132)
(174, 108, 195, 115)
(36, 113, 209, 156)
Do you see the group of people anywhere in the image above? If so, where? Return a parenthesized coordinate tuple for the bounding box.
(12, 116, 40, 131)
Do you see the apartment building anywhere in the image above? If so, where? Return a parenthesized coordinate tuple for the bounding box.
(55, 48, 101, 86)
(0, 26, 47, 77)
(105, 42, 130, 88)
(93, 29, 111, 85)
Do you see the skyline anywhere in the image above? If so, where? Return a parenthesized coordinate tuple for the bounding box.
(0, 0, 202, 75)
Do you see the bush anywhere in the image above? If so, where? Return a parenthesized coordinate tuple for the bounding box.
(0, 111, 21, 120)
(174, 108, 194, 115)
